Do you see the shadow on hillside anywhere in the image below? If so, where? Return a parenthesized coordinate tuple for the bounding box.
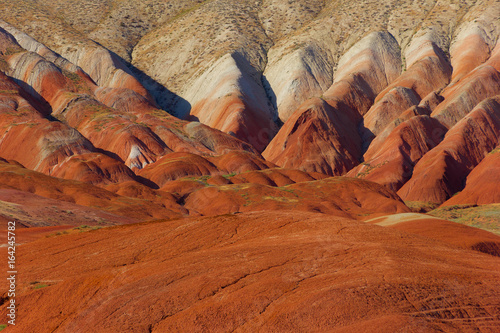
(12, 77, 53, 116)
(357, 118, 375, 158)
(106, 48, 192, 118)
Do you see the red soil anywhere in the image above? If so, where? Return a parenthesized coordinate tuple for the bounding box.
(2, 211, 499, 332)
(370, 214, 500, 257)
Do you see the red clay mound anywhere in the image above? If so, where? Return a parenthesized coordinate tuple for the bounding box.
(94, 86, 154, 113)
(432, 65, 500, 128)
(360, 105, 432, 161)
(264, 33, 403, 175)
(449, 30, 492, 84)
(229, 168, 326, 187)
(322, 31, 402, 117)
(0, 159, 183, 220)
(137, 150, 275, 188)
(349, 115, 447, 191)
(185, 53, 278, 152)
(0, 76, 141, 185)
(376, 41, 451, 103)
(184, 177, 409, 218)
(52, 96, 170, 168)
(398, 97, 500, 204)
(181, 121, 259, 155)
(442, 147, 500, 206)
(1, 28, 262, 181)
(137, 152, 220, 188)
(209, 150, 275, 173)
(7, 51, 83, 111)
(0, 188, 138, 227)
(189, 93, 278, 152)
(263, 98, 361, 175)
(158, 168, 327, 203)
(55, 95, 258, 171)
(2, 211, 499, 332)
(50, 152, 140, 185)
(362, 86, 420, 142)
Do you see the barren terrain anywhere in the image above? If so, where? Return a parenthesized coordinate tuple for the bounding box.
(0, 0, 499, 331)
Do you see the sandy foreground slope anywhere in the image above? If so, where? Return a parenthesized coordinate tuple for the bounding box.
(1, 211, 500, 332)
